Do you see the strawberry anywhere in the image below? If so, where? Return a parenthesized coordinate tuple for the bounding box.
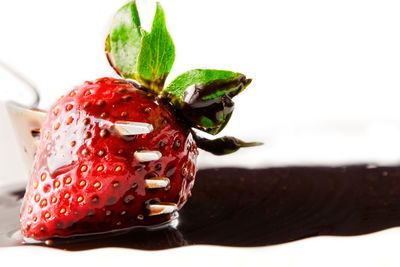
(20, 77, 198, 239)
(20, 1, 259, 240)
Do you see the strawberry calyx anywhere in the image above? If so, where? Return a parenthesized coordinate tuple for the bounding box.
(106, 1, 259, 152)
(192, 132, 263, 155)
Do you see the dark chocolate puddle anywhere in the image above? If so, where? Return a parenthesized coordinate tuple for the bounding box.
(1, 165, 400, 250)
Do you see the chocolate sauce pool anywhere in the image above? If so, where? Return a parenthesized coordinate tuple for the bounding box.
(2, 165, 400, 250)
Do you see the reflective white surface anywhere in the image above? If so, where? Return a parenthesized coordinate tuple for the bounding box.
(1, 0, 400, 265)
(1, 228, 400, 267)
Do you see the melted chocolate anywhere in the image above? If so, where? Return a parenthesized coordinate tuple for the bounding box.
(174, 76, 251, 135)
(2, 165, 400, 250)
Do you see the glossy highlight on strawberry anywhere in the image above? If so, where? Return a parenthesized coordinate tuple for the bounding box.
(20, 78, 198, 239)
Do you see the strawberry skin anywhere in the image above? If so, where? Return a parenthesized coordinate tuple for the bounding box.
(20, 77, 198, 240)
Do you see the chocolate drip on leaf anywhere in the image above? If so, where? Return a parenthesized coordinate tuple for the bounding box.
(164, 69, 252, 135)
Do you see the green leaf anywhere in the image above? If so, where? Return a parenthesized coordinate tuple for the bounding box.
(193, 133, 263, 155)
(107, 1, 142, 79)
(164, 69, 247, 100)
(106, 1, 175, 93)
(137, 2, 175, 93)
(163, 69, 252, 135)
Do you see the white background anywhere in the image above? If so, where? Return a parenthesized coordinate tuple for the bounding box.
(2, 0, 400, 168)
(1, 0, 400, 265)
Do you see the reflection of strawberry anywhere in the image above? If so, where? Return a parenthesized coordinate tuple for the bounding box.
(20, 1, 258, 240)
(20, 78, 198, 239)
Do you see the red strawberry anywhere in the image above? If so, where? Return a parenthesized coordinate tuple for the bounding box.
(20, 77, 198, 239)
(20, 1, 258, 241)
